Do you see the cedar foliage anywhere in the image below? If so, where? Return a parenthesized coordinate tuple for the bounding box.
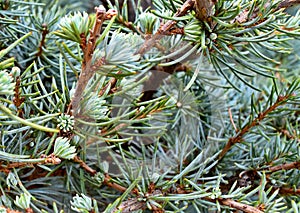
(0, 0, 300, 212)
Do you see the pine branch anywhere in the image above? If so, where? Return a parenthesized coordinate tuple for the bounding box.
(69, 6, 107, 115)
(13, 76, 25, 118)
(116, 16, 141, 34)
(114, 188, 266, 213)
(137, 0, 195, 54)
(0, 154, 64, 174)
(217, 198, 264, 213)
(278, 0, 300, 9)
(98, 75, 118, 97)
(1, 0, 299, 212)
(36, 23, 49, 57)
(218, 94, 291, 160)
(224, 161, 300, 196)
(233, 0, 300, 24)
(268, 161, 300, 172)
(0, 162, 33, 174)
(138, 0, 300, 55)
(73, 156, 97, 175)
(73, 156, 131, 194)
(104, 174, 128, 194)
(277, 187, 300, 195)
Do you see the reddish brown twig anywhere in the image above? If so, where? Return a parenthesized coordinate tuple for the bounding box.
(0, 153, 62, 174)
(73, 156, 97, 175)
(278, 0, 300, 9)
(268, 161, 300, 172)
(218, 94, 290, 160)
(98, 76, 118, 97)
(0, 162, 32, 174)
(36, 23, 49, 57)
(232, 0, 300, 25)
(137, 0, 195, 55)
(73, 156, 134, 194)
(69, 6, 107, 115)
(117, 16, 141, 34)
(277, 187, 300, 195)
(218, 198, 264, 213)
(103, 173, 128, 193)
(13, 76, 25, 117)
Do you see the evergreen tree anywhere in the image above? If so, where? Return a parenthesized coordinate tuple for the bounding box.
(0, 0, 300, 212)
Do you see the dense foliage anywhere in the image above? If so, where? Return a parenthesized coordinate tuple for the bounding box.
(0, 0, 299, 212)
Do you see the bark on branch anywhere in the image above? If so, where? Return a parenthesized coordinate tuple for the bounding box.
(137, 0, 195, 55)
(278, 0, 300, 9)
(218, 95, 290, 160)
(219, 198, 264, 213)
(194, 0, 217, 21)
(268, 161, 300, 172)
(70, 6, 107, 115)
